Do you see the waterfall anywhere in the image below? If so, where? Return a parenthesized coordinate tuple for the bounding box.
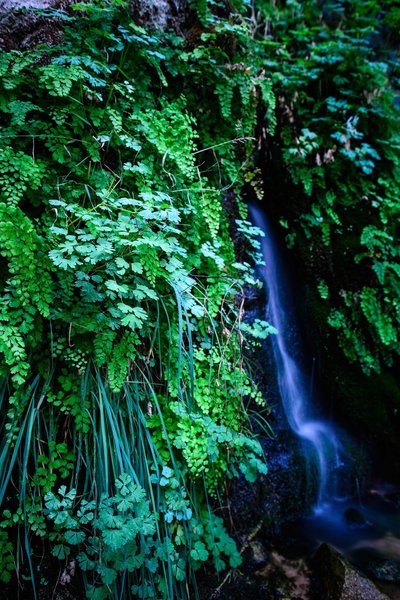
(249, 205, 347, 510)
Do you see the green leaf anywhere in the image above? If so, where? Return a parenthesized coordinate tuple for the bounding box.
(97, 564, 117, 585)
(190, 541, 209, 562)
(64, 530, 86, 545)
(121, 306, 148, 330)
(52, 544, 69, 560)
(77, 552, 96, 571)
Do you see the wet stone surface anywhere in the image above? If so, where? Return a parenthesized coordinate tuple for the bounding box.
(0, 0, 57, 8)
(344, 507, 372, 529)
(368, 559, 400, 583)
(0, 0, 70, 50)
(313, 543, 390, 600)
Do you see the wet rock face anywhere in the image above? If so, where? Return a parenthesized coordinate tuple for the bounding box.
(0, 0, 56, 8)
(131, 0, 187, 30)
(227, 408, 309, 537)
(313, 543, 390, 600)
(0, 0, 188, 51)
(0, 0, 70, 49)
(227, 265, 310, 537)
(367, 559, 400, 584)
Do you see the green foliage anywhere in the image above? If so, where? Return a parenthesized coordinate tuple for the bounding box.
(253, 0, 400, 373)
(0, 203, 52, 386)
(0, 0, 270, 596)
(45, 477, 157, 594)
(33, 441, 75, 492)
(0, 146, 45, 204)
(44, 473, 242, 597)
(0, 532, 13, 583)
(240, 318, 278, 340)
(5, 0, 398, 594)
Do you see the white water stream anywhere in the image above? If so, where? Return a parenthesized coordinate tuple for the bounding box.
(250, 205, 346, 509)
(249, 207, 400, 596)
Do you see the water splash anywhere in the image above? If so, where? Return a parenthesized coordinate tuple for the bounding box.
(249, 205, 346, 509)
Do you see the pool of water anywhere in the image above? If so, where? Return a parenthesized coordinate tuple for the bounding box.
(279, 483, 400, 596)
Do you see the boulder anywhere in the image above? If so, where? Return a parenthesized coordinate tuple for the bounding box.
(313, 543, 389, 600)
(344, 507, 371, 529)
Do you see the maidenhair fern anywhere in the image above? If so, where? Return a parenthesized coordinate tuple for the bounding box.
(254, 0, 400, 373)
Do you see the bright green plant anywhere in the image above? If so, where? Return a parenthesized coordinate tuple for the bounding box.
(0, 0, 272, 597)
(44, 472, 242, 599)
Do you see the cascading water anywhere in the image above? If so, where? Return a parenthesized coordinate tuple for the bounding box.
(249, 204, 347, 510)
(247, 205, 400, 592)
